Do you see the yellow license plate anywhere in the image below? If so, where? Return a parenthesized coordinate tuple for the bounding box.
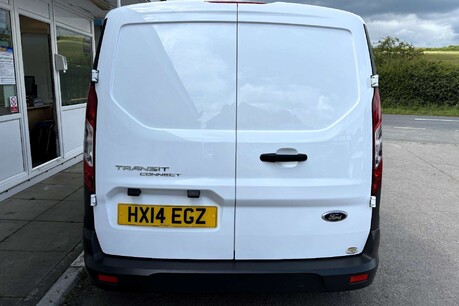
(118, 204, 217, 228)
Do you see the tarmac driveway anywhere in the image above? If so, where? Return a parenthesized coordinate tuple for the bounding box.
(65, 137, 459, 305)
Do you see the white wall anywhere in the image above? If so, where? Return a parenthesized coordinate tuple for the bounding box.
(0, 118, 25, 181)
(54, 4, 91, 33)
(15, 0, 50, 19)
(62, 106, 85, 157)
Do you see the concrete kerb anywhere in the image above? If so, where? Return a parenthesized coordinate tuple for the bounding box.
(37, 252, 85, 306)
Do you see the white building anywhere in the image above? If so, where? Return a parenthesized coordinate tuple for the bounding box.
(0, 0, 145, 200)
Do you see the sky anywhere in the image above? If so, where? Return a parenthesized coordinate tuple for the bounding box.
(270, 0, 459, 47)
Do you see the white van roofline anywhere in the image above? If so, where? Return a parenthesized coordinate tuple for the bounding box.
(106, 1, 366, 27)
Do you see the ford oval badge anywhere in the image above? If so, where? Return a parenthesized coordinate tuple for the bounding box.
(322, 211, 348, 222)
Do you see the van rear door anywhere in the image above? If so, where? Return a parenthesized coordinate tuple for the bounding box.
(235, 4, 374, 259)
(94, 3, 237, 259)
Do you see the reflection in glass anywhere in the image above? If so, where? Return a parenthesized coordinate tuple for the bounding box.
(238, 24, 359, 131)
(57, 27, 92, 106)
(112, 23, 236, 129)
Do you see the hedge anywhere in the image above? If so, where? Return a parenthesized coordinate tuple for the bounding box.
(373, 37, 459, 109)
(377, 57, 459, 108)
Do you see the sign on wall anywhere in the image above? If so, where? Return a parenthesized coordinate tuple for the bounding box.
(0, 47, 16, 85)
(9, 96, 18, 113)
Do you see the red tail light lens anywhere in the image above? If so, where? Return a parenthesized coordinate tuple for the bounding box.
(350, 273, 368, 284)
(371, 88, 382, 195)
(98, 274, 118, 284)
(84, 84, 97, 193)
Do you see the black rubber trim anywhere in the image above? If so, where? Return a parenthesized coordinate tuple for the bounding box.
(84, 229, 379, 292)
(260, 153, 307, 163)
(93, 18, 107, 70)
(83, 186, 94, 230)
(371, 187, 381, 230)
(364, 24, 377, 75)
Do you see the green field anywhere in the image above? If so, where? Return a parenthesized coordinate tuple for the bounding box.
(422, 50, 459, 66)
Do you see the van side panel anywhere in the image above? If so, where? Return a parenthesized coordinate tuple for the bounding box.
(235, 5, 374, 259)
(94, 4, 238, 259)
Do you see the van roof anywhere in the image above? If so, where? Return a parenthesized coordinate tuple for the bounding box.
(106, 1, 365, 26)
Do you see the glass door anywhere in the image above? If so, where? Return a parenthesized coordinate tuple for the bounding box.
(19, 15, 60, 168)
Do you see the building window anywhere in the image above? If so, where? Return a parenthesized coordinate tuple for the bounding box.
(56, 26, 92, 106)
(0, 9, 18, 116)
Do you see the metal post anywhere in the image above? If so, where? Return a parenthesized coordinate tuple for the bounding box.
(117, 0, 121, 7)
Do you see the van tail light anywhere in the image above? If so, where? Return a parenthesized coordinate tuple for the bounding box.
(350, 273, 369, 284)
(84, 83, 97, 193)
(371, 88, 382, 195)
(98, 274, 118, 284)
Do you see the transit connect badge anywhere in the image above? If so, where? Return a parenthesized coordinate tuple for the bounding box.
(115, 165, 181, 177)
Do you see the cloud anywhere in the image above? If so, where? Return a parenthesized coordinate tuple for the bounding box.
(282, 0, 459, 16)
(366, 10, 459, 47)
(264, 1, 459, 47)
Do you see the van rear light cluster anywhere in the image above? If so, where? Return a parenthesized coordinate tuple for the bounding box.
(84, 83, 98, 193)
(371, 88, 383, 195)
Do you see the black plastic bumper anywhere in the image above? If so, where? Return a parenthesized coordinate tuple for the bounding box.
(83, 228, 379, 292)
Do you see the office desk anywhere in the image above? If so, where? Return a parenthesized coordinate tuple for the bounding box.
(27, 104, 53, 129)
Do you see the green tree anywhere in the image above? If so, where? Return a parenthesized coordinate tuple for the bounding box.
(373, 36, 422, 65)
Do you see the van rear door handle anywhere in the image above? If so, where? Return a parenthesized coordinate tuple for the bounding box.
(260, 153, 308, 162)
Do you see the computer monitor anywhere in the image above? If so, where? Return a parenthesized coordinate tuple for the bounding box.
(25, 76, 37, 97)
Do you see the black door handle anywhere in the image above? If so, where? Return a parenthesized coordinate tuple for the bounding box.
(260, 153, 308, 163)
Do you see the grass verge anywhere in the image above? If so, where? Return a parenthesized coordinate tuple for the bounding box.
(383, 105, 459, 117)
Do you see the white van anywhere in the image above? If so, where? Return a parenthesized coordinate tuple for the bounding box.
(83, 1, 383, 292)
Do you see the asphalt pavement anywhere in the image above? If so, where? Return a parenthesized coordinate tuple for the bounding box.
(383, 114, 459, 144)
(1, 115, 457, 306)
(63, 115, 459, 305)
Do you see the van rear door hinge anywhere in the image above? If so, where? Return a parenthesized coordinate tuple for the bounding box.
(92, 69, 99, 83)
(370, 196, 376, 208)
(371, 75, 379, 88)
(90, 194, 97, 207)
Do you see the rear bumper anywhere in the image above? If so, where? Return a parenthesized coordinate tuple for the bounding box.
(83, 228, 379, 292)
